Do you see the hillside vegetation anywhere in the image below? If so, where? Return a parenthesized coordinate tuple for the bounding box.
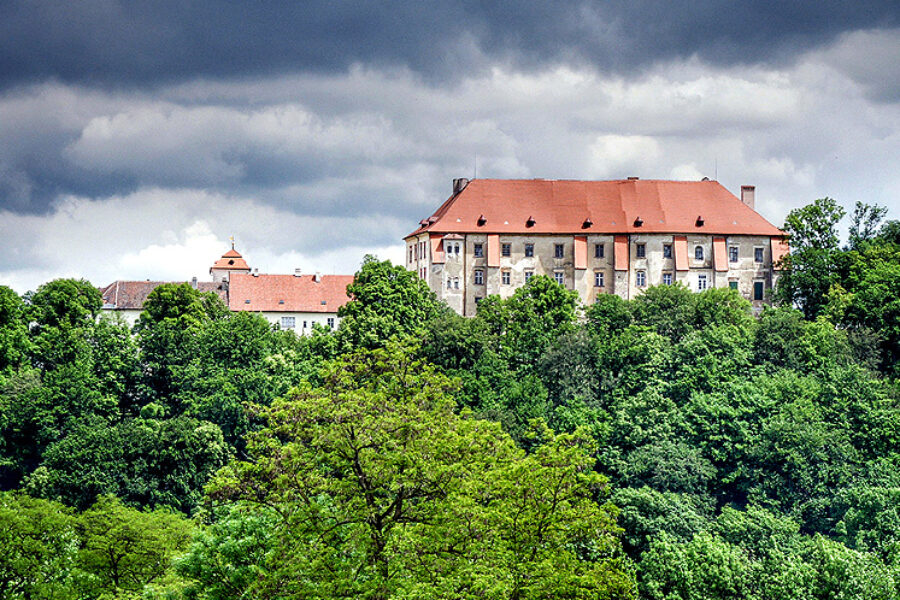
(2, 199, 900, 599)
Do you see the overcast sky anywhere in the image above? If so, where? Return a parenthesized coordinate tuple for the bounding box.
(1, 1, 899, 292)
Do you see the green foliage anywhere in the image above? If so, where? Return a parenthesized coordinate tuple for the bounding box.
(75, 495, 193, 596)
(209, 346, 635, 599)
(0, 492, 78, 600)
(336, 255, 444, 350)
(28, 416, 230, 512)
(0, 286, 30, 375)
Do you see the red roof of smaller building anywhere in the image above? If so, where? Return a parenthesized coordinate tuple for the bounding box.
(99, 281, 227, 310)
(228, 273, 353, 313)
(211, 248, 250, 271)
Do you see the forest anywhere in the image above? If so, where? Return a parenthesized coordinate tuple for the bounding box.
(2, 197, 900, 600)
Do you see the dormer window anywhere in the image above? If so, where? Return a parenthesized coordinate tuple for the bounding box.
(583, 218, 593, 228)
(526, 216, 535, 227)
(477, 214, 487, 226)
(634, 217, 643, 227)
(696, 216, 704, 227)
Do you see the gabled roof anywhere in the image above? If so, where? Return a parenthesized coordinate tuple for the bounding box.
(406, 179, 783, 239)
(99, 281, 227, 310)
(211, 248, 250, 271)
(228, 273, 353, 313)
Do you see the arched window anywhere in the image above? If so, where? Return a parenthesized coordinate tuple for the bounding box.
(695, 245, 704, 260)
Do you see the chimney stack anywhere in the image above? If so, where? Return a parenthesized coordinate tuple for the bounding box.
(190, 276, 198, 289)
(741, 185, 756, 210)
(294, 268, 302, 277)
(314, 272, 321, 283)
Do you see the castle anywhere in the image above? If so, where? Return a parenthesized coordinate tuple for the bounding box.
(405, 178, 788, 316)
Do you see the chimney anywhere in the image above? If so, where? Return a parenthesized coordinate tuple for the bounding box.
(452, 178, 469, 195)
(190, 276, 198, 289)
(294, 268, 302, 277)
(741, 185, 756, 210)
(253, 268, 259, 277)
(314, 272, 321, 283)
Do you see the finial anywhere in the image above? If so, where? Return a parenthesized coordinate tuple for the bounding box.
(229, 235, 235, 250)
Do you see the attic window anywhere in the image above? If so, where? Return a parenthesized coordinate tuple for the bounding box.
(634, 217, 643, 227)
(696, 216, 705, 227)
(278, 300, 284, 304)
(526, 216, 535, 227)
(228, 259, 235, 265)
(477, 214, 487, 226)
(321, 300, 327, 305)
(582, 218, 593, 228)
(244, 299, 250, 304)
(419, 219, 429, 226)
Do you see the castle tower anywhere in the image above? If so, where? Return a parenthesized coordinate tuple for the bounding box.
(210, 243, 251, 283)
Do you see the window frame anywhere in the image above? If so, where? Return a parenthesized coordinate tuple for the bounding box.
(695, 245, 704, 261)
(554, 271, 565, 285)
(524, 270, 534, 283)
(636, 270, 647, 287)
(474, 269, 484, 285)
(594, 243, 604, 259)
(501, 243, 511, 257)
(594, 271, 604, 288)
(662, 272, 673, 286)
(524, 243, 535, 257)
(754, 247, 764, 263)
(281, 316, 296, 329)
(729, 246, 739, 263)
(554, 243, 565, 259)
(473, 243, 484, 258)
(636, 243, 646, 259)
(753, 280, 765, 301)
(697, 274, 708, 291)
(663, 244, 673, 259)
(501, 269, 511, 285)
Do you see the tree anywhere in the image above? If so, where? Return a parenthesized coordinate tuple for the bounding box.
(0, 492, 78, 600)
(336, 255, 445, 351)
(477, 274, 580, 372)
(0, 286, 29, 375)
(848, 201, 888, 251)
(209, 346, 635, 600)
(776, 198, 846, 317)
(75, 495, 193, 596)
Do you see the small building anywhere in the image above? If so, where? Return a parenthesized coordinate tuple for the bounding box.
(227, 271, 354, 332)
(404, 178, 789, 316)
(99, 279, 227, 326)
(100, 248, 352, 332)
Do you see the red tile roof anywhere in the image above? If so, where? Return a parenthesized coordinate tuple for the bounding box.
(228, 273, 353, 313)
(99, 281, 227, 310)
(406, 179, 784, 238)
(211, 248, 250, 271)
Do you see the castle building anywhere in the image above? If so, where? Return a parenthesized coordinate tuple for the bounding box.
(101, 247, 352, 332)
(404, 178, 789, 316)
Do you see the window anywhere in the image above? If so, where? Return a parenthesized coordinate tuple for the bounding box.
(697, 274, 708, 291)
(636, 243, 646, 258)
(695, 245, 704, 260)
(327, 317, 335, 328)
(447, 277, 452, 289)
(729, 246, 739, 262)
(554, 271, 564, 285)
(525, 243, 534, 257)
(636, 271, 647, 287)
(663, 244, 673, 259)
(753, 281, 764, 301)
(453, 277, 459, 289)
(409, 246, 414, 262)
(475, 296, 483, 305)
(595, 244, 605, 258)
(594, 271, 604, 287)
(474, 243, 483, 257)
(754, 247, 764, 263)
(281, 316, 295, 329)
(554, 244, 565, 258)
(524, 270, 534, 283)
(501, 243, 511, 257)
(474, 269, 484, 285)
(303, 320, 307, 329)
(729, 280, 739, 290)
(501, 270, 510, 285)
(662, 272, 673, 285)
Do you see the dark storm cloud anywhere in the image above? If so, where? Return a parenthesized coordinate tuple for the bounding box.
(1, 1, 898, 89)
